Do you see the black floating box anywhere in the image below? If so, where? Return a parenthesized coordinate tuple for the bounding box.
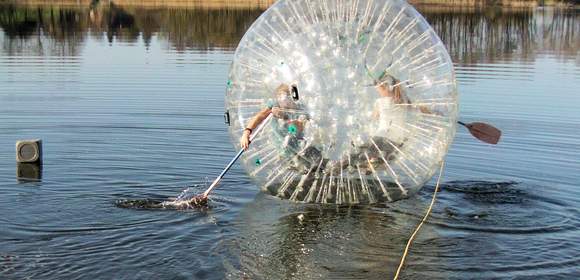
(16, 139, 42, 163)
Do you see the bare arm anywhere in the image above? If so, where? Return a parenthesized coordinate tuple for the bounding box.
(375, 84, 391, 97)
(418, 106, 432, 114)
(246, 107, 272, 131)
(376, 84, 434, 114)
(240, 107, 271, 150)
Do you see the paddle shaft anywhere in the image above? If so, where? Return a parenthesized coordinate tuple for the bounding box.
(202, 148, 245, 197)
(202, 118, 496, 197)
(202, 114, 273, 197)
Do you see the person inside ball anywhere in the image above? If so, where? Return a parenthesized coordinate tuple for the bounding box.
(372, 75, 408, 155)
(240, 83, 321, 173)
(350, 74, 411, 170)
(362, 74, 433, 166)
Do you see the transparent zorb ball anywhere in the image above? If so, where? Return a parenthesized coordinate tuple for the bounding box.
(225, 0, 458, 204)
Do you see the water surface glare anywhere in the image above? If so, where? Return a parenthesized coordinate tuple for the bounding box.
(0, 3, 579, 279)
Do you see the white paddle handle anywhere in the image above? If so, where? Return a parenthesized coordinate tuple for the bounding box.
(202, 114, 273, 197)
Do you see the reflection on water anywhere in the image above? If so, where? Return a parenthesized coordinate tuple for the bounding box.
(219, 193, 430, 279)
(1, 3, 578, 59)
(218, 181, 580, 279)
(424, 7, 579, 63)
(0, 2, 579, 280)
(16, 162, 42, 181)
(0, 2, 265, 54)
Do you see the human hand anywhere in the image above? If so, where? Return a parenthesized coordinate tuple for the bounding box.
(240, 130, 251, 150)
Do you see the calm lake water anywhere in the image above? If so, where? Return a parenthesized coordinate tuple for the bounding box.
(1, 3, 579, 279)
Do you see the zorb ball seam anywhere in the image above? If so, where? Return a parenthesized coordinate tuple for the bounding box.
(225, 0, 458, 204)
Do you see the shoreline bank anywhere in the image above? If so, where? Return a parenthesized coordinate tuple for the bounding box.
(0, 0, 577, 9)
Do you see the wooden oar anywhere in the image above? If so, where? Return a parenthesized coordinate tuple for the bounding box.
(458, 121, 501, 144)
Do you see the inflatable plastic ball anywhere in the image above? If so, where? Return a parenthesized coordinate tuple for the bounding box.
(225, 0, 458, 204)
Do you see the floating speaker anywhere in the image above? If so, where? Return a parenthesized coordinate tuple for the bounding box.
(16, 139, 42, 163)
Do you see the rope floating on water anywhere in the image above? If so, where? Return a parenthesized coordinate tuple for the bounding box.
(393, 160, 446, 280)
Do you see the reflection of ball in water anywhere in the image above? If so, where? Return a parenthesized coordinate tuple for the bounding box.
(225, 0, 458, 204)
